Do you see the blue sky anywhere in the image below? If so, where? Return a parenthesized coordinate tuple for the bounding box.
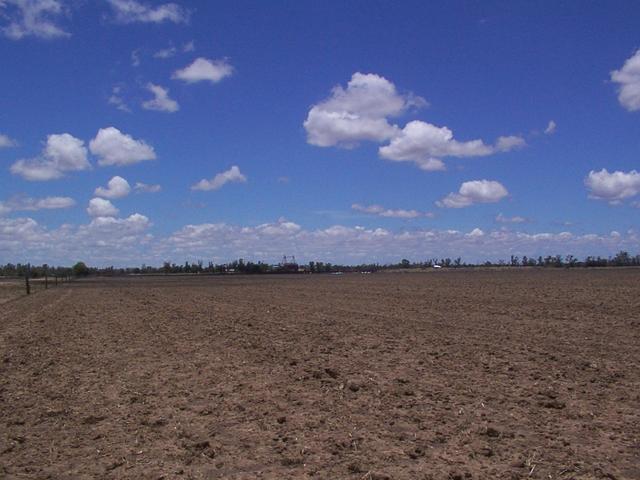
(1, 0, 639, 266)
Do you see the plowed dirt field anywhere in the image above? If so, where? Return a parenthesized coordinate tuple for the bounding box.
(1, 270, 639, 479)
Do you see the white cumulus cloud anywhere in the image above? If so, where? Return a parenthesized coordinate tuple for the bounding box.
(304, 72, 425, 148)
(379, 121, 525, 171)
(191, 165, 247, 191)
(466, 228, 485, 238)
(437, 180, 509, 208)
(172, 57, 233, 84)
(611, 50, 640, 111)
(107, 0, 190, 24)
(95, 176, 131, 199)
(89, 127, 156, 167)
(160, 220, 640, 266)
(351, 203, 433, 219)
(0, 214, 153, 265)
(142, 83, 179, 112)
(87, 198, 119, 217)
(585, 169, 640, 204)
(3, 215, 640, 267)
(0, 0, 70, 40)
(10, 133, 90, 181)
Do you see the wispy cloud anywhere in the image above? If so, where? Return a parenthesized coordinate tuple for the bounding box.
(495, 213, 528, 224)
(352, 203, 433, 219)
(544, 120, 556, 135)
(0, 195, 75, 215)
(107, 0, 190, 24)
(153, 45, 177, 59)
(108, 85, 131, 112)
(134, 182, 161, 193)
(0, 133, 18, 148)
(141, 83, 179, 113)
(1, 0, 70, 40)
(192, 166, 247, 191)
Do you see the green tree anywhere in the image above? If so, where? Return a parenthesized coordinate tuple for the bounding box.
(72, 261, 89, 277)
(613, 251, 630, 266)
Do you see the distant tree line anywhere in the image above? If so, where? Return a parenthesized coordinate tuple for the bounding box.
(394, 251, 640, 269)
(1, 251, 639, 278)
(0, 263, 74, 278)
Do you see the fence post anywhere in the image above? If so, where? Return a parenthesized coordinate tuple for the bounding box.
(45, 268, 48, 289)
(25, 263, 31, 295)
(55, 275, 58, 286)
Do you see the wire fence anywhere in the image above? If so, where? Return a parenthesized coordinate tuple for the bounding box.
(0, 265, 73, 304)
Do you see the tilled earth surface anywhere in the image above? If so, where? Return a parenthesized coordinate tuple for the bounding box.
(1, 270, 639, 479)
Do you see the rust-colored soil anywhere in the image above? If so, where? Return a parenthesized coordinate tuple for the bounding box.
(1, 270, 639, 479)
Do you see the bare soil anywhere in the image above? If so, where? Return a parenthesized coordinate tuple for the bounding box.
(1, 269, 639, 479)
(0, 279, 52, 305)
